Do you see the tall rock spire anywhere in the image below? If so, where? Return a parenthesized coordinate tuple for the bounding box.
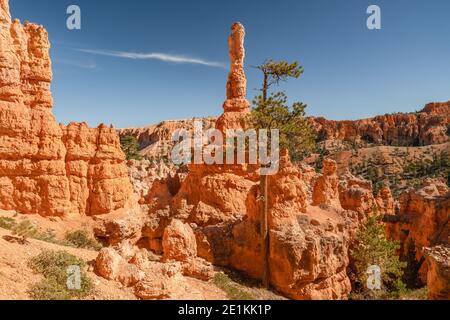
(216, 22, 250, 133)
(226, 22, 247, 101)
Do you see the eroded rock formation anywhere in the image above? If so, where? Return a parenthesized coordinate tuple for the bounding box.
(339, 173, 375, 217)
(266, 154, 359, 299)
(162, 219, 197, 262)
(385, 179, 449, 290)
(96, 24, 374, 300)
(311, 102, 449, 147)
(423, 245, 450, 300)
(0, 0, 133, 216)
(389, 180, 449, 259)
(312, 159, 341, 208)
(376, 185, 395, 216)
(215, 22, 250, 134)
(118, 118, 216, 159)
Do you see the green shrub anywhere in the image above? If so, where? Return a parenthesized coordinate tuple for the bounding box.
(35, 229, 64, 245)
(28, 250, 93, 300)
(0, 217, 16, 230)
(64, 230, 102, 250)
(11, 220, 38, 244)
(212, 273, 255, 300)
(29, 277, 73, 300)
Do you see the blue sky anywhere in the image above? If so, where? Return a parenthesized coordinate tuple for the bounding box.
(9, 0, 450, 128)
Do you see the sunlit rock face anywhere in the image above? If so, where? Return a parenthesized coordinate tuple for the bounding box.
(310, 101, 450, 147)
(386, 179, 450, 286)
(0, 0, 134, 216)
(424, 245, 450, 300)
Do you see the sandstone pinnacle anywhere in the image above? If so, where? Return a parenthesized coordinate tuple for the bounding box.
(216, 22, 251, 133)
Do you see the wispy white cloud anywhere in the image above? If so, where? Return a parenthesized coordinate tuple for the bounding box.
(76, 49, 226, 68)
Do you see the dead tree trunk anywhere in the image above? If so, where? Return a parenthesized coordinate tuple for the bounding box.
(260, 172, 270, 288)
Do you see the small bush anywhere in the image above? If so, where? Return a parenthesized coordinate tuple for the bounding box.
(212, 273, 255, 300)
(11, 220, 38, 244)
(0, 217, 16, 230)
(399, 287, 428, 300)
(28, 250, 93, 300)
(35, 229, 59, 243)
(64, 230, 102, 250)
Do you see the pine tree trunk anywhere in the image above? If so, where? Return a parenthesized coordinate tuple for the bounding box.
(262, 74, 268, 103)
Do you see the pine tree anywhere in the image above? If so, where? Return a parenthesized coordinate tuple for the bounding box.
(247, 60, 316, 161)
(120, 135, 142, 160)
(350, 214, 406, 299)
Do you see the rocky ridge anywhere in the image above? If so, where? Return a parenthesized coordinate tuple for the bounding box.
(312, 102, 449, 147)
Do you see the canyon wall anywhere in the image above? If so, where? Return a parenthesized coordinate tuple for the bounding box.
(0, 0, 133, 216)
(385, 179, 449, 299)
(119, 103, 449, 164)
(424, 245, 450, 300)
(118, 97, 449, 161)
(118, 118, 216, 159)
(311, 102, 449, 147)
(386, 180, 449, 266)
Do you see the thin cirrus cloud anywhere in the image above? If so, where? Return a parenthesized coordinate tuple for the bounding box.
(76, 48, 226, 68)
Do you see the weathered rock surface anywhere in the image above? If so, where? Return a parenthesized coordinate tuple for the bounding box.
(266, 153, 359, 299)
(171, 162, 259, 226)
(94, 227, 215, 299)
(0, 1, 134, 216)
(385, 180, 449, 284)
(162, 219, 197, 262)
(394, 181, 449, 257)
(95, 247, 144, 287)
(126, 159, 176, 204)
(118, 118, 216, 159)
(311, 102, 449, 146)
(375, 186, 395, 215)
(93, 208, 144, 246)
(423, 245, 450, 300)
(339, 173, 374, 217)
(312, 159, 341, 208)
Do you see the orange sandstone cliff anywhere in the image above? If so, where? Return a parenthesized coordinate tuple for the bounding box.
(118, 101, 449, 161)
(311, 102, 449, 147)
(384, 179, 449, 299)
(0, 0, 133, 216)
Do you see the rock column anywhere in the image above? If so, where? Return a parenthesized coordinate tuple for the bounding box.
(216, 22, 250, 134)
